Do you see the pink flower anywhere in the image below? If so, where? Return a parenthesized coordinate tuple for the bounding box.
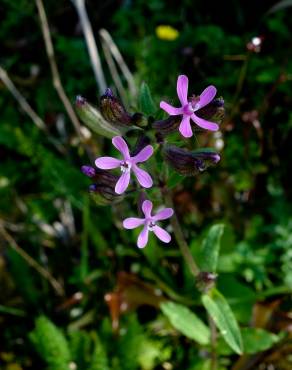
(160, 75, 219, 138)
(123, 200, 174, 248)
(95, 136, 153, 194)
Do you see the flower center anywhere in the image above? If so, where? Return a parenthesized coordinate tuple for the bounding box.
(190, 96, 201, 112)
(183, 102, 195, 116)
(120, 160, 132, 173)
(148, 221, 156, 231)
(193, 102, 201, 111)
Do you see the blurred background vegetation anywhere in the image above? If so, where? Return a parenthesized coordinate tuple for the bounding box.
(1, 0, 292, 369)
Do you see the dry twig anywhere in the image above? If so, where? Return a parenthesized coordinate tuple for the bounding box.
(99, 29, 137, 100)
(35, 0, 83, 140)
(0, 65, 65, 153)
(100, 38, 128, 103)
(70, 0, 107, 94)
(0, 224, 64, 296)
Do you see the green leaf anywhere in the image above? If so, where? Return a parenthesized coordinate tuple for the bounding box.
(241, 328, 280, 354)
(217, 275, 256, 324)
(29, 316, 71, 370)
(139, 82, 156, 116)
(202, 289, 243, 354)
(88, 332, 109, 370)
(160, 301, 210, 345)
(217, 327, 280, 355)
(200, 224, 224, 272)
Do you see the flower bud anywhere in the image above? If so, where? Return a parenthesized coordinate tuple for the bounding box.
(195, 97, 225, 126)
(100, 88, 133, 126)
(75, 95, 122, 139)
(81, 165, 96, 178)
(152, 115, 181, 136)
(164, 145, 220, 176)
(81, 166, 122, 205)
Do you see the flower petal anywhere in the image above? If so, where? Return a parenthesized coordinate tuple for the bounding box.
(132, 165, 153, 188)
(177, 75, 189, 106)
(152, 208, 174, 221)
(112, 136, 130, 159)
(152, 225, 171, 243)
(199, 85, 217, 108)
(142, 200, 153, 219)
(160, 101, 184, 115)
(137, 225, 149, 248)
(95, 156, 121, 169)
(115, 172, 130, 194)
(191, 114, 219, 131)
(132, 145, 154, 164)
(123, 217, 145, 229)
(179, 115, 193, 138)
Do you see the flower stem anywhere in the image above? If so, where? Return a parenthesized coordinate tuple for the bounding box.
(161, 186, 200, 277)
(208, 313, 218, 370)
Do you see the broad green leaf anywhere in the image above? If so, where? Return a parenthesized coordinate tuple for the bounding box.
(160, 301, 210, 345)
(202, 289, 243, 354)
(139, 82, 156, 116)
(218, 275, 256, 324)
(241, 328, 280, 354)
(217, 328, 280, 355)
(201, 224, 224, 272)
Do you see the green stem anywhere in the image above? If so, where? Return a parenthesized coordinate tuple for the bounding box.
(161, 187, 200, 277)
(208, 313, 218, 370)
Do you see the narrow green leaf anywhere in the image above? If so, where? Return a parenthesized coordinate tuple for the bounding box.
(139, 82, 156, 116)
(202, 289, 243, 354)
(201, 224, 224, 272)
(160, 301, 210, 345)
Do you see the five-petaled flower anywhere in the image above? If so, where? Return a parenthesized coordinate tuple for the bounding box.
(123, 200, 174, 248)
(95, 136, 153, 195)
(160, 75, 219, 138)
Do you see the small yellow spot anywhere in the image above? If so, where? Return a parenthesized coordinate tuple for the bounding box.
(156, 25, 179, 41)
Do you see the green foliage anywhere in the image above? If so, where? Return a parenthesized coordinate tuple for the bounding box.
(69, 331, 92, 369)
(218, 327, 281, 355)
(29, 316, 71, 370)
(200, 224, 225, 272)
(202, 290, 243, 354)
(115, 315, 144, 370)
(241, 328, 281, 354)
(160, 301, 210, 345)
(88, 333, 109, 370)
(1, 0, 292, 369)
(138, 82, 156, 116)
